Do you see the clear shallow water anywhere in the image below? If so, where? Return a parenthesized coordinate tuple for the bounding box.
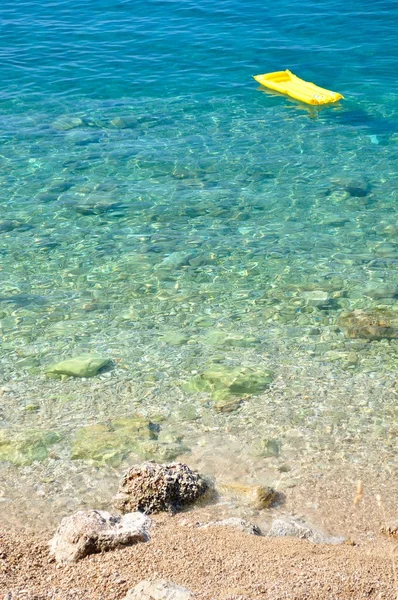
(0, 0, 397, 529)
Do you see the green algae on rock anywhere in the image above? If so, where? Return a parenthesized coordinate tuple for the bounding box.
(0, 430, 62, 466)
(185, 365, 274, 403)
(45, 354, 111, 378)
(70, 417, 158, 466)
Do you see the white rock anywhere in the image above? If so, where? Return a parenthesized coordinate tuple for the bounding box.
(267, 516, 344, 544)
(49, 509, 151, 564)
(200, 517, 261, 536)
(123, 579, 193, 600)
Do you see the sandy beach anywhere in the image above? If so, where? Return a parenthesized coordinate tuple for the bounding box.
(1, 508, 397, 599)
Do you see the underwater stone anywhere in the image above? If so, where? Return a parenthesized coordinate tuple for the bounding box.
(113, 461, 208, 514)
(0, 430, 62, 466)
(0, 220, 30, 233)
(15, 357, 40, 369)
(74, 198, 124, 215)
(45, 354, 111, 378)
(268, 516, 344, 544)
(253, 438, 281, 458)
(109, 116, 138, 129)
(329, 177, 370, 198)
(337, 310, 398, 340)
(185, 365, 274, 403)
(161, 331, 190, 346)
(156, 251, 194, 269)
(0, 220, 19, 233)
(217, 482, 277, 509)
(51, 116, 83, 130)
(301, 290, 331, 307)
(137, 440, 190, 462)
(213, 397, 243, 413)
(204, 330, 259, 348)
(363, 283, 398, 300)
(71, 417, 157, 466)
(201, 517, 261, 536)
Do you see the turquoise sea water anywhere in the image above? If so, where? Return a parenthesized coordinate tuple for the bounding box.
(0, 0, 397, 528)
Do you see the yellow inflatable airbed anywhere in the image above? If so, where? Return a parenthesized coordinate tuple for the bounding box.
(253, 70, 344, 105)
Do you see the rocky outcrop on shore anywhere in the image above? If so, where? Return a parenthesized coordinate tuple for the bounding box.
(113, 462, 208, 514)
(46, 461, 347, 569)
(49, 509, 151, 564)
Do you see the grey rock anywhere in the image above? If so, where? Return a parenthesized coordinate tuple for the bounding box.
(51, 116, 83, 131)
(267, 516, 344, 545)
(201, 517, 261, 536)
(156, 251, 194, 269)
(109, 116, 138, 129)
(0, 220, 18, 233)
(113, 461, 208, 514)
(301, 290, 331, 307)
(49, 509, 151, 563)
(363, 283, 398, 300)
(0, 220, 31, 233)
(329, 177, 370, 198)
(123, 579, 193, 600)
(74, 197, 125, 215)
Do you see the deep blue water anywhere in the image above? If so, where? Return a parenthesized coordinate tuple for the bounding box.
(1, 0, 397, 101)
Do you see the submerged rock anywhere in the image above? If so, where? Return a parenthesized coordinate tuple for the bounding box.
(45, 354, 111, 378)
(185, 365, 274, 403)
(49, 509, 151, 564)
(363, 283, 398, 300)
(204, 330, 259, 348)
(201, 517, 261, 536)
(328, 177, 370, 198)
(0, 430, 62, 466)
(156, 251, 194, 270)
(0, 220, 31, 233)
(123, 579, 193, 600)
(113, 462, 208, 514)
(337, 310, 398, 340)
(301, 290, 332, 308)
(253, 438, 281, 458)
(73, 197, 125, 215)
(109, 116, 138, 129)
(267, 516, 344, 544)
(71, 417, 157, 466)
(217, 482, 277, 509)
(0, 220, 22, 233)
(51, 116, 83, 131)
(161, 331, 190, 346)
(137, 440, 190, 463)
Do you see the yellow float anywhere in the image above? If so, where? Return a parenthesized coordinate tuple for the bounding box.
(253, 70, 344, 105)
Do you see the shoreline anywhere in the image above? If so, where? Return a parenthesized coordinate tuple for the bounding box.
(1, 360, 397, 537)
(1, 510, 397, 599)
